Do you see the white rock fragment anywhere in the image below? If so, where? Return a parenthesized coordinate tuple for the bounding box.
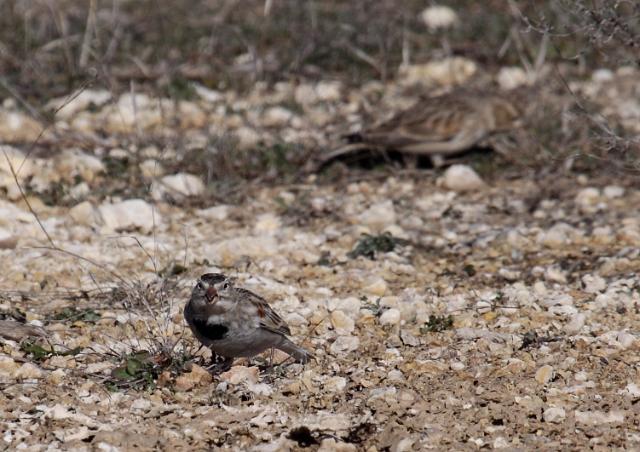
(254, 213, 282, 235)
(330, 336, 360, 355)
(564, 313, 586, 335)
(220, 366, 259, 385)
(262, 106, 293, 127)
(69, 201, 99, 227)
(98, 199, 159, 233)
(497, 66, 530, 90)
(538, 222, 574, 248)
(55, 149, 105, 182)
(363, 278, 388, 297)
(420, 5, 459, 31)
(324, 376, 347, 393)
(399, 58, 477, 87)
(575, 410, 624, 425)
(357, 200, 396, 228)
(544, 266, 567, 284)
(442, 165, 485, 192)
(202, 235, 278, 267)
(0, 227, 17, 249)
(603, 185, 624, 198)
(48, 89, 111, 119)
(621, 383, 640, 398)
(139, 159, 164, 178)
(535, 365, 555, 385)
(330, 310, 355, 334)
(543, 407, 566, 423)
(582, 274, 606, 293)
(198, 205, 230, 221)
(379, 308, 401, 326)
(151, 173, 205, 200)
(14, 362, 43, 380)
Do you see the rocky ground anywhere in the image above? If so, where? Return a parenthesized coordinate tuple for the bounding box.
(1, 58, 640, 450)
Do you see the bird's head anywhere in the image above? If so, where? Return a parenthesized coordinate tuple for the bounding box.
(191, 273, 234, 306)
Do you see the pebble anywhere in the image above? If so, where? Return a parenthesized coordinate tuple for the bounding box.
(330, 310, 355, 334)
(535, 365, 555, 385)
(151, 173, 205, 200)
(330, 335, 360, 354)
(175, 364, 213, 390)
(379, 308, 401, 326)
(442, 164, 485, 192)
(219, 366, 259, 385)
(357, 200, 396, 228)
(582, 274, 606, 293)
(575, 410, 624, 425)
(98, 199, 159, 233)
(543, 407, 566, 423)
(198, 205, 230, 221)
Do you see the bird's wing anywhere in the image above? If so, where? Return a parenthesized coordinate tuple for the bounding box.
(234, 287, 292, 337)
(361, 96, 474, 148)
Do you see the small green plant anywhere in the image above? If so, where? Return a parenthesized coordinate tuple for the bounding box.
(420, 315, 454, 334)
(20, 340, 82, 362)
(107, 351, 157, 391)
(348, 232, 407, 260)
(51, 307, 101, 323)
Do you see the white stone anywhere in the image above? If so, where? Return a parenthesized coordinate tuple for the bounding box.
(535, 365, 555, 384)
(0, 227, 17, 249)
(192, 84, 223, 103)
(97, 199, 159, 233)
(357, 200, 396, 228)
(582, 274, 606, 293)
(544, 266, 567, 284)
(330, 310, 355, 334)
(603, 185, 624, 198)
(55, 149, 105, 182)
(497, 67, 530, 90)
(139, 159, 164, 178)
(575, 410, 624, 425)
(202, 235, 278, 267)
(621, 383, 640, 397)
(379, 308, 401, 326)
(399, 58, 477, 87)
(324, 376, 347, 393)
(543, 407, 566, 423)
(539, 222, 574, 248)
(442, 165, 485, 192)
(151, 173, 205, 200)
(564, 313, 586, 335)
(254, 213, 282, 235)
(14, 362, 43, 379)
(69, 201, 99, 227)
(262, 106, 293, 127)
(48, 89, 111, 119)
(131, 398, 152, 411)
(330, 335, 360, 354)
(220, 366, 259, 385)
(420, 5, 459, 31)
(198, 205, 230, 221)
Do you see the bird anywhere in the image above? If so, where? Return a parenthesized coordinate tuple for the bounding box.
(315, 90, 522, 169)
(184, 273, 313, 369)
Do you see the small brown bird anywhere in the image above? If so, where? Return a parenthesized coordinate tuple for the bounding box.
(184, 273, 313, 368)
(316, 90, 522, 168)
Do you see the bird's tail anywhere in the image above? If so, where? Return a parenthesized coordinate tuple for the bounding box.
(277, 338, 314, 364)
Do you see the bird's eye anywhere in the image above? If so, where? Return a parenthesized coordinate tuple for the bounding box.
(223, 282, 229, 290)
(196, 282, 205, 290)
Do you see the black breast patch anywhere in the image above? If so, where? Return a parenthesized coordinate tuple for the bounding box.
(193, 318, 229, 341)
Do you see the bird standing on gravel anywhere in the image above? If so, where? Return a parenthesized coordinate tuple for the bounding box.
(316, 90, 522, 169)
(184, 273, 313, 369)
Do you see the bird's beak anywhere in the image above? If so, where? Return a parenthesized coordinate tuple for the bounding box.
(205, 286, 218, 303)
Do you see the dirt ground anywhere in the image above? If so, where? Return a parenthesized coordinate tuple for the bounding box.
(2, 3, 640, 451)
